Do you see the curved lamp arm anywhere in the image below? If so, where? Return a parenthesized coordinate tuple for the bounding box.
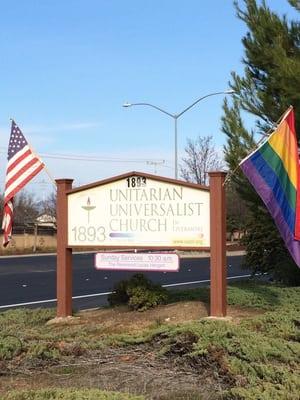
(123, 102, 175, 118)
(176, 90, 235, 118)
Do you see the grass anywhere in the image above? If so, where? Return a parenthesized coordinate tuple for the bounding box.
(0, 280, 299, 399)
(168, 279, 300, 310)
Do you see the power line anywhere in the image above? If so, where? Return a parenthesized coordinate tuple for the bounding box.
(146, 160, 166, 174)
(0, 147, 173, 167)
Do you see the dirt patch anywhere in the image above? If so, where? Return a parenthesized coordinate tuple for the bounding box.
(0, 344, 231, 399)
(74, 301, 262, 334)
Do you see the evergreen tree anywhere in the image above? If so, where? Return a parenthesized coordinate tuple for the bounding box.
(289, 0, 300, 12)
(222, 0, 300, 284)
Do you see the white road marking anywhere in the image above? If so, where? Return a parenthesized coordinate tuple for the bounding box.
(0, 291, 112, 309)
(162, 274, 252, 287)
(0, 274, 252, 310)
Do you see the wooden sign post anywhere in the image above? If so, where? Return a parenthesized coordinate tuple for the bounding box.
(56, 179, 73, 318)
(209, 172, 227, 317)
(55, 171, 227, 319)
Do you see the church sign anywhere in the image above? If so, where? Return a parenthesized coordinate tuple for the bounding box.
(67, 172, 210, 249)
(56, 171, 227, 320)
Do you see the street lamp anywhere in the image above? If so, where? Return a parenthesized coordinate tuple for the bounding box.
(123, 89, 235, 179)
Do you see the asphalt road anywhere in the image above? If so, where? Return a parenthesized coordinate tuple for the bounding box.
(0, 253, 249, 311)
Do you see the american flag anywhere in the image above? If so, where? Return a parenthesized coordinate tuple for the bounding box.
(2, 121, 45, 246)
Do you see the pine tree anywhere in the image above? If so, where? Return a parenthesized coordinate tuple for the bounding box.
(222, 0, 300, 284)
(289, 0, 300, 12)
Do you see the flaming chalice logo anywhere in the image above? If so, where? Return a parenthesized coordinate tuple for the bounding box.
(81, 197, 96, 224)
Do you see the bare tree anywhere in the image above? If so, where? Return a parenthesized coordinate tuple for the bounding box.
(0, 190, 57, 226)
(39, 190, 57, 218)
(13, 192, 39, 225)
(180, 135, 224, 184)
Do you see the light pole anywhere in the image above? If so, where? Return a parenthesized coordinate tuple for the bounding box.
(123, 90, 235, 179)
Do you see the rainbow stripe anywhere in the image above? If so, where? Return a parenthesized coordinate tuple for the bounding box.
(240, 107, 300, 268)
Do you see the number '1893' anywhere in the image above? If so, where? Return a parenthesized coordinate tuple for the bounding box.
(71, 226, 105, 242)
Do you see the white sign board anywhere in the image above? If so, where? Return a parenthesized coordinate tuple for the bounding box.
(95, 252, 179, 272)
(67, 175, 210, 248)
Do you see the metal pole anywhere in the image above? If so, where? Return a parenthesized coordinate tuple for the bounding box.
(33, 223, 37, 253)
(123, 91, 233, 180)
(174, 117, 178, 179)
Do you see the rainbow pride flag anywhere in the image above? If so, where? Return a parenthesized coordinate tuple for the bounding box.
(240, 107, 300, 268)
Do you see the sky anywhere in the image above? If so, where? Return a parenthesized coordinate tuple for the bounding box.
(0, 0, 298, 198)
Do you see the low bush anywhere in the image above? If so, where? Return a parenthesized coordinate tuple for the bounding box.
(0, 335, 22, 360)
(0, 308, 55, 333)
(108, 273, 168, 311)
(27, 342, 61, 361)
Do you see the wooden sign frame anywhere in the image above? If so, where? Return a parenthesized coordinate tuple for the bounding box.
(56, 171, 227, 318)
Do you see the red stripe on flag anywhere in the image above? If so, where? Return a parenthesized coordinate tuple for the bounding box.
(6, 148, 32, 175)
(291, 108, 300, 240)
(286, 108, 296, 137)
(4, 163, 44, 203)
(2, 201, 13, 247)
(295, 160, 300, 240)
(4, 158, 44, 198)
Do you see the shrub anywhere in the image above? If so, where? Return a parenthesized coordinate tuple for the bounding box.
(0, 335, 22, 360)
(28, 342, 61, 361)
(0, 308, 55, 332)
(108, 273, 168, 311)
(108, 278, 130, 306)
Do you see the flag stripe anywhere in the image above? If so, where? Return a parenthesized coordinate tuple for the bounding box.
(2, 201, 13, 247)
(286, 109, 297, 134)
(296, 160, 300, 240)
(6, 145, 31, 167)
(5, 157, 44, 197)
(6, 146, 32, 175)
(249, 151, 295, 231)
(6, 153, 38, 184)
(259, 141, 296, 209)
(4, 163, 44, 203)
(268, 120, 298, 187)
(241, 159, 300, 266)
(289, 108, 300, 240)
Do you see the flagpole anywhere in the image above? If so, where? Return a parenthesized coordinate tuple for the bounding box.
(223, 106, 294, 186)
(9, 118, 57, 188)
(30, 147, 57, 188)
